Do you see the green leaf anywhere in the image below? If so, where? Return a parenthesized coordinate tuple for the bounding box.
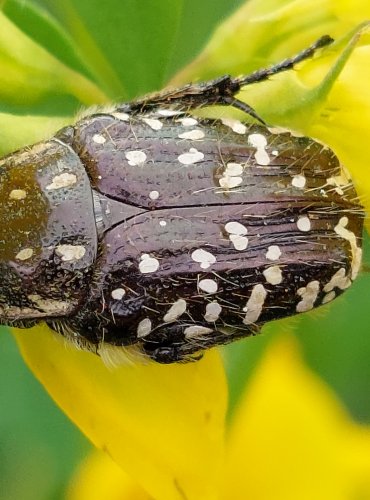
(2, 0, 90, 79)
(0, 10, 107, 113)
(0, 0, 245, 150)
(5, 0, 244, 100)
(0, 112, 70, 156)
(162, 0, 245, 81)
(28, 0, 189, 99)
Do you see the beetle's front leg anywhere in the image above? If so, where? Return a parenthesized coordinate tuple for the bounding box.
(120, 75, 266, 123)
(121, 34, 333, 124)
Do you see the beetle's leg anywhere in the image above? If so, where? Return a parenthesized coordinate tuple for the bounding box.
(221, 95, 267, 125)
(141, 323, 205, 363)
(218, 35, 333, 124)
(122, 35, 333, 124)
(146, 345, 203, 364)
(142, 323, 259, 364)
(235, 34, 333, 87)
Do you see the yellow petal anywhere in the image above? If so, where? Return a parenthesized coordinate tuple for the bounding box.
(222, 335, 370, 500)
(0, 112, 70, 156)
(305, 33, 370, 225)
(67, 450, 150, 500)
(13, 324, 227, 500)
(171, 0, 370, 86)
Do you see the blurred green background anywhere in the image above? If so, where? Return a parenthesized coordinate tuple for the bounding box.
(0, 1, 369, 499)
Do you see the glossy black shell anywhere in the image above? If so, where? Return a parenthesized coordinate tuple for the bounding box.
(0, 107, 364, 363)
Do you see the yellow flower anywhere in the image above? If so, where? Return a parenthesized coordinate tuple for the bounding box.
(14, 324, 227, 500)
(63, 335, 370, 500)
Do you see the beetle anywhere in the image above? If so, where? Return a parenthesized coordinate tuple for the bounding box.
(0, 36, 364, 363)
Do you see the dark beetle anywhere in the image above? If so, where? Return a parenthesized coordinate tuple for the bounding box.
(0, 36, 364, 363)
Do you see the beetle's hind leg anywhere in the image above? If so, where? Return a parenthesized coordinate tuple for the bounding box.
(122, 35, 333, 124)
(141, 323, 258, 364)
(145, 345, 204, 364)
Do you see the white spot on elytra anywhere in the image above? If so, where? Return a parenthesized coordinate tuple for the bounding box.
(149, 190, 159, 200)
(292, 174, 306, 189)
(93, 133, 106, 144)
(139, 254, 160, 274)
(137, 318, 152, 337)
(159, 220, 167, 227)
(334, 216, 362, 280)
(177, 117, 198, 127)
(125, 150, 147, 166)
(243, 284, 267, 325)
(327, 169, 350, 190)
(9, 189, 27, 200)
(178, 148, 204, 165)
(263, 265, 283, 285)
(296, 280, 320, 312)
(204, 301, 222, 322)
(142, 117, 163, 130)
(265, 245, 282, 261)
(198, 279, 218, 294)
(248, 133, 270, 165)
(46, 172, 77, 190)
(55, 244, 86, 262)
(221, 118, 247, 135)
(248, 133, 267, 147)
(225, 221, 249, 251)
(111, 288, 126, 300)
(112, 111, 130, 121)
(322, 291, 336, 304)
(225, 221, 248, 235)
(163, 298, 187, 323)
(157, 109, 183, 117)
(225, 163, 243, 176)
(219, 162, 244, 189)
(15, 248, 34, 261)
(178, 129, 205, 140)
(184, 325, 213, 338)
(191, 248, 216, 269)
(229, 234, 249, 251)
(297, 216, 311, 232)
(323, 268, 351, 293)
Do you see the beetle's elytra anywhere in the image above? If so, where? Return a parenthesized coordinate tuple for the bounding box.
(0, 36, 364, 363)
